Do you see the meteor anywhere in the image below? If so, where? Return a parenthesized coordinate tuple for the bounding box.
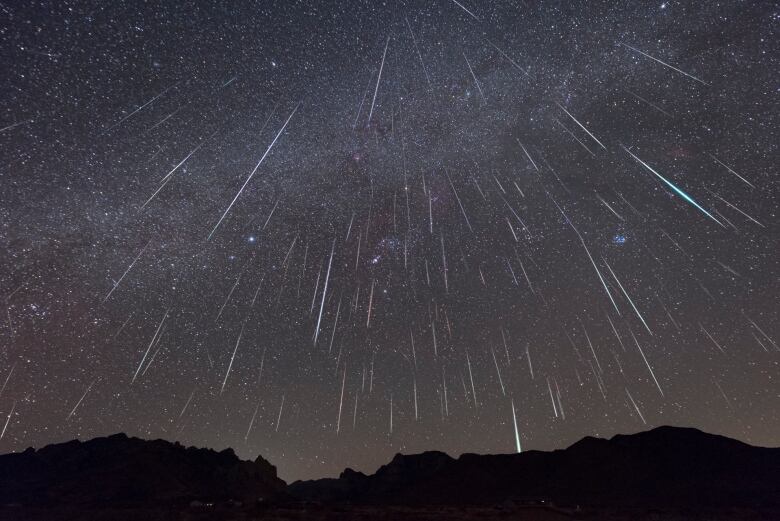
(101, 85, 174, 135)
(595, 192, 624, 221)
(103, 240, 152, 302)
(621, 43, 708, 85)
(405, 17, 432, 89)
(704, 187, 764, 228)
(0, 363, 15, 399)
(488, 40, 529, 77)
(216, 271, 243, 321)
(517, 140, 539, 171)
(554, 117, 595, 156)
(67, 379, 97, 420)
(491, 346, 505, 396)
(622, 145, 723, 227)
(132, 308, 169, 384)
(742, 311, 777, 350)
(245, 402, 260, 442)
(314, 240, 335, 345)
(699, 323, 726, 354)
(629, 327, 664, 396)
(368, 36, 390, 123)
(336, 366, 346, 433)
(624, 89, 671, 117)
(142, 132, 216, 210)
(0, 119, 32, 133)
(549, 195, 621, 315)
(0, 401, 15, 440)
(707, 153, 754, 188)
(463, 52, 485, 103)
(466, 349, 477, 409)
(446, 171, 473, 232)
(208, 103, 300, 240)
(547, 377, 558, 418)
(602, 257, 653, 336)
(556, 102, 607, 150)
(221, 321, 245, 393)
(275, 395, 284, 432)
(511, 399, 522, 453)
(328, 298, 341, 354)
(179, 390, 195, 419)
(625, 387, 646, 424)
(262, 199, 280, 230)
(580, 320, 603, 374)
(451, 0, 479, 21)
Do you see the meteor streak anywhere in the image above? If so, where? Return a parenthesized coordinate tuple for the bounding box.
(208, 103, 300, 240)
(629, 327, 663, 396)
(622, 146, 723, 227)
(463, 52, 485, 103)
(133, 308, 169, 384)
(602, 257, 653, 335)
(368, 36, 390, 123)
(488, 40, 529, 77)
(707, 153, 754, 188)
(625, 387, 646, 424)
(0, 401, 15, 440)
(451, 0, 479, 20)
(405, 17, 432, 89)
(511, 399, 522, 453)
(620, 43, 708, 85)
(67, 379, 97, 420)
(104, 240, 152, 302)
(556, 102, 607, 150)
(314, 240, 335, 345)
(221, 322, 245, 393)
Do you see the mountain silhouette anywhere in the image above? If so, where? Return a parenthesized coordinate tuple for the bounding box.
(0, 426, 777, 520)
(288, 426, 780, 508)
(0, 433, 285, 506)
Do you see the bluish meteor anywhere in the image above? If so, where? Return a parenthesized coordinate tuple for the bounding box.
(622, 146, 724, 227)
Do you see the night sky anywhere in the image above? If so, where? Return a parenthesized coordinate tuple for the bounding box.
(0, 1, 778, 481)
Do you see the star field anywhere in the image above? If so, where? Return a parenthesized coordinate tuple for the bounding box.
(0, 0, 777, 481)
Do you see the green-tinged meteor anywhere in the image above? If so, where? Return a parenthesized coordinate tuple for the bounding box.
(622, 146, 724, 227)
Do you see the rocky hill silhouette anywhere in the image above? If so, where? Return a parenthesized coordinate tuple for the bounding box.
(0, 433, 285, 506)
(288, 426, 780, 508)
(0, 426, 778, 520)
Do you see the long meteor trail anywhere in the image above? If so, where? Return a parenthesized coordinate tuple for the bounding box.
(314, 240, 335, 346)
(463, 52, 485, 103)
(622, 146, 723, 227)
(602, 256, 653, 336)
(511, 399, 522, 453)
(67, 379, 97, 420)
(208, 103, 300, 240)
(707, 153, 754, 188)
(104, 239, 152, 302)
(620, 43, 708, 85)
(488, 40, 529, 77)
(142, 132, 217, 209)
(368, 36, 390, 123)
(221, 322, 245, 393)
(405, 17, 432, 88)
(132, 308, 169, 383)
(556, 102, 607, 150)
(101, 85, 174, 135)
(549, 195, 621, 316)
(451, 0, 479, 21)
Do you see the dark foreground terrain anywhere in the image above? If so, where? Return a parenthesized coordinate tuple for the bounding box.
(0, 426, 778, 520)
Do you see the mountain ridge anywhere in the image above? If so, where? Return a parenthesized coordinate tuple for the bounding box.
(0, 432, 286, 506)
(1, 425, 777, 510)
(288, 425, 780, 507)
